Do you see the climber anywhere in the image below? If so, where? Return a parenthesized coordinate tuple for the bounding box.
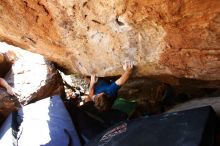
(0, 50, 21, 146)
(88, 61, 134, 111)
(0, 50, 17, 96)
(66, 62, 134, 143)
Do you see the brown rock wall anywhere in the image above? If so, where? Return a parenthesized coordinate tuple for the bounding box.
(0, 0, 219, 80)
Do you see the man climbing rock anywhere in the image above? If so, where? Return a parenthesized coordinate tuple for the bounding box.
(66, 62, 134, 143)
(88, 62, 134, 111)
(0, 50, 17, 95)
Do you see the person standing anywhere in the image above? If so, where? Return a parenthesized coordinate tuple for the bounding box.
(0, 50, 17, 95)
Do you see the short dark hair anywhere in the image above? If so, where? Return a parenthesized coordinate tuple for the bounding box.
(94, 93, 113, 111)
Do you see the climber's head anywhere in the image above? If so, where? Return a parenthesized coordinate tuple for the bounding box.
(5, 50, 18, 64)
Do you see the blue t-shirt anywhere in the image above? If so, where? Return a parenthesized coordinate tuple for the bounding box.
(94, 80, 120, 98)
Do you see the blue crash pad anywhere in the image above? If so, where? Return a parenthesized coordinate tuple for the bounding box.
(86, 106, 216, 146)
(0, 95, 81, 146)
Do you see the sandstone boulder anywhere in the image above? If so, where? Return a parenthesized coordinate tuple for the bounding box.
(0, 0, 219, 81)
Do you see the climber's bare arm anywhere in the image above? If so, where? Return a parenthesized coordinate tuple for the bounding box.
(88, 74, 98, 100)
(0, 78, 15, 96)
(115, 62, 134, 86)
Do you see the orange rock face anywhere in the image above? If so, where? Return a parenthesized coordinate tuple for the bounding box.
(0, 0, 219, 80)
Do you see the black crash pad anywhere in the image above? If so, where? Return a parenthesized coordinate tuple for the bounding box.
(86, 106, 216, 146)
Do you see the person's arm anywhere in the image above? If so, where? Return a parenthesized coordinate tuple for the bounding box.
(115, 62, 134, 86)
(0, 77, 15, 95)
(88, 74, 98, 100)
